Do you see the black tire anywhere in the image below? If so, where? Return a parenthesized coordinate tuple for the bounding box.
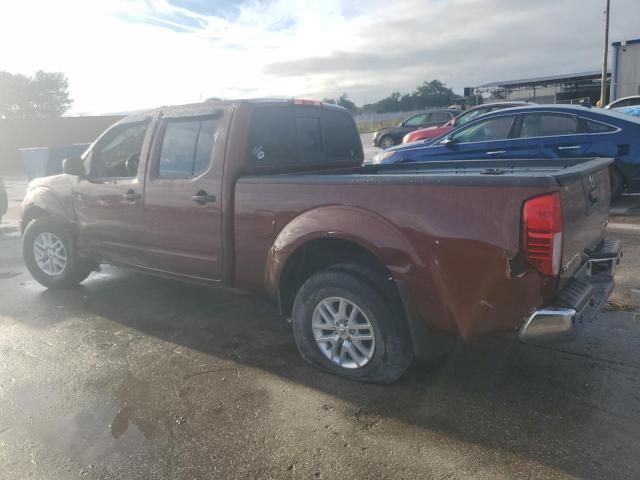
(379, 135, 395, 149)
(291, 267, 413, 383)
(609, 166, 625, 200)
(22, 217, 95, 289)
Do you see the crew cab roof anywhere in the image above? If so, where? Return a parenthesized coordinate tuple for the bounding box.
(117, 98, 349, 124)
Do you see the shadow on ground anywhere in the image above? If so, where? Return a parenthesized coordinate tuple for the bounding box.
(24, 266, 640, 479)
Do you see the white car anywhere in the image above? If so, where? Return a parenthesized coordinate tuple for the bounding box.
(606, 95, 640, 109)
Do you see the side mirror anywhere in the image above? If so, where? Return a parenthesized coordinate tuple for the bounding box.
(63, 157, 86, 176)
(441, 136, 456, 147)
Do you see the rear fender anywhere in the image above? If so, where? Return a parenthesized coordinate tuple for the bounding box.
(265, 205, 422, 296)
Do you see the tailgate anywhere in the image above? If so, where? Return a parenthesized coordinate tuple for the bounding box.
(554, 158, 612, 281)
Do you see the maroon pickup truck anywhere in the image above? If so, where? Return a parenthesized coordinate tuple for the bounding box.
(20, 99, 621, 383)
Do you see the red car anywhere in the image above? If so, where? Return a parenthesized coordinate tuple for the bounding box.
(402, 101, 532, 144)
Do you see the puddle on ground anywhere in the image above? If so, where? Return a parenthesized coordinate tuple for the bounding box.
(8, 384, 150, 466)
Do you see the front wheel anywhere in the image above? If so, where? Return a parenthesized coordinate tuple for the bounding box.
(379, 135, 395, 149)
(291, 268, 413, 383)
(22, 217, 95, 289)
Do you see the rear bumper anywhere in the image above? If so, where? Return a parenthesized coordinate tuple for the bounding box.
(519, 238, 622, 344)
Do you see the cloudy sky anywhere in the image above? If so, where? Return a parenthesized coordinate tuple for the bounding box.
(1, 0, 638, 114)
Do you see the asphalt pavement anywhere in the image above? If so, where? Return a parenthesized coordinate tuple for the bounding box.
(1, 158, 640, 479)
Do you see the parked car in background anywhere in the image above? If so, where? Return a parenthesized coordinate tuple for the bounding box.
(0, 177, 7, 224)
(614, 106, 640, 118)
(374, 104, 640, 199)
(18, 99, 621, 383)
(372, 109, 461, 149)
(606, 95, 640, 109)
(402, 102, 532, 144)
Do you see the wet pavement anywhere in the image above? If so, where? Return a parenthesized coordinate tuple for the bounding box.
(1, 176, 640, 479)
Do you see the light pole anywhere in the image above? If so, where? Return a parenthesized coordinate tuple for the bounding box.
(600, 0, 610, 107)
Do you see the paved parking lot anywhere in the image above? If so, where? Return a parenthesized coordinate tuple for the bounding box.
(1, 168, 640, 479)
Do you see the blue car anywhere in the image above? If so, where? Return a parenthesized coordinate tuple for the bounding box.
(373, 104, 640, 198)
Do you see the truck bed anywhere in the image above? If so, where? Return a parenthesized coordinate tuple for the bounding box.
(234, 157, 612, 337)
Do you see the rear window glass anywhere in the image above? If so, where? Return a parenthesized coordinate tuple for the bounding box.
(322, 109, 360, 162)
(296, 117, 323, 163)
(248, 106, 360, 167)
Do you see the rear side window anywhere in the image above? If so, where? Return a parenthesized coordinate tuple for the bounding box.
(585, 119, 617, 133)
(248, 106, 360, 167)
(159, 117, 218, 177)
(519, 113, 578, 138)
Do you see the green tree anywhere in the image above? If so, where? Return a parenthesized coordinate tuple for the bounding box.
(0, 70, 72, 118)
(337, 93, 357, 114)
(412, 80, 456, 108)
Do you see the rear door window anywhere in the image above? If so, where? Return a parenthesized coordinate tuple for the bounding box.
(518, 113, 578, 138)
(159, 117, 218, 177)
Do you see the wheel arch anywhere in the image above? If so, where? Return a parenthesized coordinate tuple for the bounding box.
(265, 205, 422, 317)
(20, 187, 73, 234)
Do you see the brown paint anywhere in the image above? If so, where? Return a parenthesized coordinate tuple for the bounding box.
(20, 100, 612, 340)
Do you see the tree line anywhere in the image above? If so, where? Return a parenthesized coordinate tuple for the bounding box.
(324, 80, 483, 115)
(0, 71, 72, 119)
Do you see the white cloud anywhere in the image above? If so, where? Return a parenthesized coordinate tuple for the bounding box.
(0, 0, 638, 113)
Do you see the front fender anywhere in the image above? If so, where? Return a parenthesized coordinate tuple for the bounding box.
(265, 205, 423, 296)
(20, 186, 75, 231)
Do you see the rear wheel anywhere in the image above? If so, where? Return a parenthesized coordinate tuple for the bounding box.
(23, 217, 95, 289)
(609, 167, 625, 200)
(379, 135, 395, 149)
(291, 267, 413, 383)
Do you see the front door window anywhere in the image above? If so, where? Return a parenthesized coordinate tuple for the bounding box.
(89, 121, 148, 179)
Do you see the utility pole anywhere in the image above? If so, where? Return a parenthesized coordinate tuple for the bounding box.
(600, 0, 610, 107)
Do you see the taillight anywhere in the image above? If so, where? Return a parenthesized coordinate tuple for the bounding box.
(523, 192, 563, 277)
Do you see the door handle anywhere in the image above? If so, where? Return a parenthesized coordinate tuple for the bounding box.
(557, 145, 581, 150)
(123, 189, 141, 202)
(192, 190, 216, 205)
(486, 150, 506, 155)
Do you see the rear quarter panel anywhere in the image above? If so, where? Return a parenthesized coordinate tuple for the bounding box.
(234, 176, 559, 337)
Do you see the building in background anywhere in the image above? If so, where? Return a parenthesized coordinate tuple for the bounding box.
(0, 115, 123, 175)
(610, 38, 640, 101)
(472, 71, 611, 105)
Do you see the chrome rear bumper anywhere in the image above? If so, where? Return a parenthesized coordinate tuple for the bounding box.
(519, 238, 622, 344)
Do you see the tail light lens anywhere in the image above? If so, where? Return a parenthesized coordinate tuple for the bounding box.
(523, 193, 563, 277)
